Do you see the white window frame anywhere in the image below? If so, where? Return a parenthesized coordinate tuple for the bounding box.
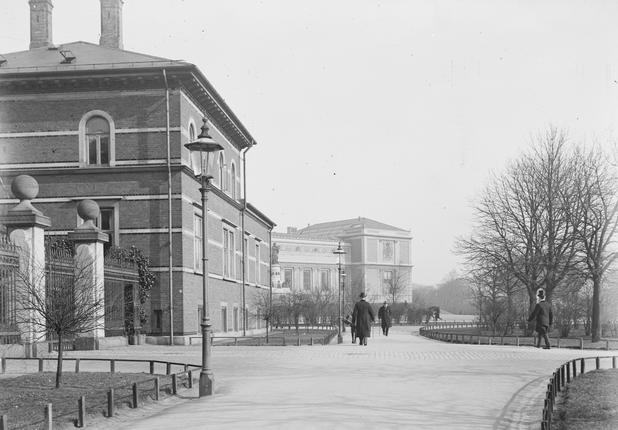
(223, 226, 235, 279)
(78, 110, 116, 167)
(255, 242, 260, 284)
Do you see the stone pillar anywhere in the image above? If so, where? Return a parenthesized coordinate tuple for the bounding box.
(68, 200, 108, 350)
(0, 175, 51, 357)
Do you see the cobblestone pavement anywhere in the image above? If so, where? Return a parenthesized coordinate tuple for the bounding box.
(12, 326, 617, 430)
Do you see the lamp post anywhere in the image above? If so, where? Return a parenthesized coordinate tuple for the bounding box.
(185, 117, 223, 397)
(333, 242, 345, 344)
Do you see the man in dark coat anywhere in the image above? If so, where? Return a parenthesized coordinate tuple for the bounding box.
(378, 301, 392, 336)
(528, 288, 553, 349)
(352, 292, 375, 346)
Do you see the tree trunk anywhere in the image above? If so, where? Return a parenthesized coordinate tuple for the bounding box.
(55, 333, 63, 388)
(591, 275, 601, 342)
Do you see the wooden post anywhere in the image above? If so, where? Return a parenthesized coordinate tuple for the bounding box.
(579, 338, 584, 350)
(297, 336, 301, 346)
(132, 383, 138, 408)
(172, 374, 178, 395)
(310, 337, 313, 346)
(1, 358, 5, 374)
(0, 415, 7, 430)
(149, 361, 155, 374)
(596, 357, 600, 370)
(580, 358, 585, 374)
(110, 360, 115, 374)
(107, 389, 114, 417)
(566, 363, 571, 383)
(45, 403, 52, 430)
(606, 340, 610, 351)
(166, 363, 172, 375)
(516, 337, 520, 347)
(154, 377, 160, 401)
(38, 358, 43, 372)
(234, 337, 238, 346)
(188, 370, 193, 388)
(77, 396, 85, 427)
(75, 359, 80, 373)
(572, 360, 577, 378)
(613, 356, 617, 369)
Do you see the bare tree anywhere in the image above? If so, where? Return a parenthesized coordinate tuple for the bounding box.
(458, 129, 582, 322)
(252, 288, 274, 341)
(564, 146, 618, 341)
(384, 269, 410, 304)
(15, 260, 106, 388)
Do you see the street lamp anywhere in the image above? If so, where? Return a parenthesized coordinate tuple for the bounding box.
(185, 117, 223, 397)
(333, 242, 346, 344)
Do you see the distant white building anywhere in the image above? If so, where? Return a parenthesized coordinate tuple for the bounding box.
(272, 217, 413, 305)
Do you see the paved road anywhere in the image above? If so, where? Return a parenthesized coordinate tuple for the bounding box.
(33, 326, 618, 429)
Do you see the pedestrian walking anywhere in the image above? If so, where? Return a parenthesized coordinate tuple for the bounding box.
(378, 301, 392, 336)
(528, 288, 553, 349)
(352, 292, 375, 346)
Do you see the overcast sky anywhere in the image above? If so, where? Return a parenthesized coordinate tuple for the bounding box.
(1, 0, 617, 285)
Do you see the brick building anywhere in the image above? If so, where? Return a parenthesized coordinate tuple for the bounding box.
(0, 0, 275, 342)
(274, 218, 413, 304)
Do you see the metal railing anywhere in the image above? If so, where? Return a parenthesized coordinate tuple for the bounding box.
(541, 355, 618, 430)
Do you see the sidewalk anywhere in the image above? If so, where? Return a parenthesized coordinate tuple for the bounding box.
(46, 326, 618, 429)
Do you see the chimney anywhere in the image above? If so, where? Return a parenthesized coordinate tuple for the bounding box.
(29, 0, 53, 49)
(99, 0, 124, 49)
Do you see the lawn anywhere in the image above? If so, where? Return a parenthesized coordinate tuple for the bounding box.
(552, 369, 618, 430)
(0, 371, 175, 429)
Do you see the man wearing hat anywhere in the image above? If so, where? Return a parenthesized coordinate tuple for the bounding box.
(528, 288, 553, 349)
(352, 292, 375, 346)
(378, 301, 392, 336)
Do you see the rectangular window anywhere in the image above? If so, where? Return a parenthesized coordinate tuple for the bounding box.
(320, 270, 329, 289)
(303, 269, 312, 290)
(233, 307, 239, 331)
(223, 228, 235, 278)
(221, 306, 228, 332)
(88, 137, 98, 164)
(283, 268, 293, 289)
(95, 207, 115, 249)
(100, 136, 110, 164)
(383, 271, 393, 294)
(255, 243, 260, 284)
(194, 214, 203, 271)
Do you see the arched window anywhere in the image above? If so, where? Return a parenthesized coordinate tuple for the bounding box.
(219, 153, 225, 190)
(79, 110, 115, 167)
(86, 116, 110, 165)
(230, 162, 236, 199)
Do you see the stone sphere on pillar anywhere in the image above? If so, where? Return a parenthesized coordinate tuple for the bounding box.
(11, 175, 39, 201)
(77, 199, 100, 221)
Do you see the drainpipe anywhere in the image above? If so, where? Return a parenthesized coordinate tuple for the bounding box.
(268, 227, 273, 340)
(163, 69, 174, 346)
(241, 143, 254, 336)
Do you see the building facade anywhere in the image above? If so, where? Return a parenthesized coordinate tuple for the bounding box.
(0, 0, 275, 342)
(274, 218, 413, 304)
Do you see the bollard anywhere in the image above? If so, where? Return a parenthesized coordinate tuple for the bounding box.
(310, 337, 313, 346)
(107, 389, 114, 417)
(516, 337, 520, 347)
(234, 337, 238, 346)
(596, 357, 600, 370)
(572, 360, 577, 378)
(614, 356, 617, 369)
(478, 336, 481, 345)
(488, 337, 492, 346)
(77, 396, 85, 427)
(39, 358, 43, 372)
(172, 374, 178, 395)
(150, 361, 155, 374)
(188, 370, 193, 388)
(166, 363, 172, 375)
(580, 358, 585, 374)
(283, 336, 286, 346)
(297, 336, 301, 346)
(132, 383, 139, 408)
(45, 403, 52, 430)
(557, 338, 560, 349)
(567, 363, 571, 383)
(110, 360, 115, 374)
(1, 358, 5, 374)
(154, 377, 160, 401)
(75, 358, 80, 373)
(579, 338, 584, 350)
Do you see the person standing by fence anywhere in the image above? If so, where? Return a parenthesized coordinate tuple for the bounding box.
(352, 292, 375, 346)
(528, 288, 553, 349)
